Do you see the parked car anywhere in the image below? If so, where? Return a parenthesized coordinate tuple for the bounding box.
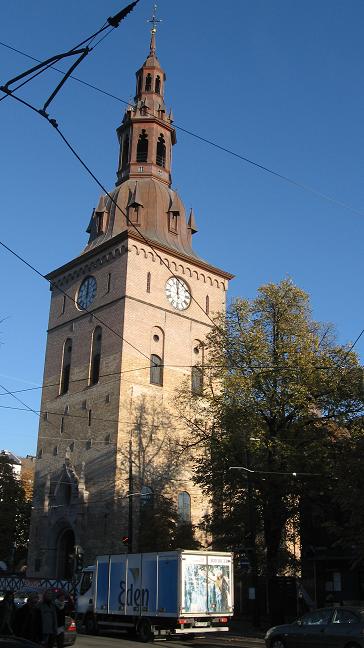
(265, 606, 364, 647)
(13, 590, 41, 609)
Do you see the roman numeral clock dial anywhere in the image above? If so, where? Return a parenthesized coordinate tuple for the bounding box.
(165, 276, 191, 311)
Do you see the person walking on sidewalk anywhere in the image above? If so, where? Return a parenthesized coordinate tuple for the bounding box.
(15, 592, 41, 643)
(54, 592, 66, 648)
(0, 591, 16, 635)
(39, 590, 57, 647)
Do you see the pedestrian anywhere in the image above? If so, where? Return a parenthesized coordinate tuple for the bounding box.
(0, 591, 16, 635)
(15, 592, 42, 643)
(54, 592, 66, 648)
(39, 590, 57, 647)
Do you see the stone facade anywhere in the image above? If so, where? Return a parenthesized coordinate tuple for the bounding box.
(27, 31, 232, 578)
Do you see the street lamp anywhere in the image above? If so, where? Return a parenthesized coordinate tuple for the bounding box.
(229, 467, 320, 477)
(229, 465, 320, 623)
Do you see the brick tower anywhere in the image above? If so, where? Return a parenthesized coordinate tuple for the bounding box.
(27, 28, 232, 578)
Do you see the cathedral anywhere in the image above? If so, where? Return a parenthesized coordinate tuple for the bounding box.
(27, 26, 233, 578)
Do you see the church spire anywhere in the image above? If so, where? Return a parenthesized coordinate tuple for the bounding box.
(115, 8, 176, 188)
(148, 3, 161, 57)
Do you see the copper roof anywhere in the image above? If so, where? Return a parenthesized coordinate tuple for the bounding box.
(84, 176, 201, 261)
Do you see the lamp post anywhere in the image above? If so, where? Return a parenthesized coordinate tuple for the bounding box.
(128, 439, 133, 553)
(230, 455, 259, 627)
(230, 464, 320, 624)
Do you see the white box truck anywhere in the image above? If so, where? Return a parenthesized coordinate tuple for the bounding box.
(77, 550, 233, 641)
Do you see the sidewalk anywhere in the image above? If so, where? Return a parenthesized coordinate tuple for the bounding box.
(228, 618, 268, 639)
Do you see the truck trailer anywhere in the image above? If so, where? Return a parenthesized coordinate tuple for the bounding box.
(77, 550, 234, 641)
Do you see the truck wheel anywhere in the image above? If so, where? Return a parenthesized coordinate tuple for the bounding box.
(85, 614, 98, 635)
(136, 619, 153, 643)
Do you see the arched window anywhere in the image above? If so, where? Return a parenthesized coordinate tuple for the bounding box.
(90, 327, 102, 386)
(191, 366, 203, 395)
(145, 74, 152, 91)
(60, 338, 72, 395)
(178, 492, 191, 523)
(137, 73, 142, 95)
(147, 272, 151, 293)
(206, 295, 210, 315)
(155, 75, 161, 94)
(121, 134, 130, 169)
(156, 134, 166, 168)
(150, 354, 163, 385)
(137, 130, 148, 163)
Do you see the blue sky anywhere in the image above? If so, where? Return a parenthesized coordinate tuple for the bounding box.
(1, 0, 364, 456)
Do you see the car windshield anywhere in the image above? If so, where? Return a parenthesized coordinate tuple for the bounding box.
(301, 609, 333, 625)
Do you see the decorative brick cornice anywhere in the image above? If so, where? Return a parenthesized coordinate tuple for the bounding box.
(46, 230, 234, 289)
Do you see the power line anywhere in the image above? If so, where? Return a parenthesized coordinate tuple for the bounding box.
(2, 40, 363, 357)
(0, 1, 139, 111)
(0, 43, 363, 427)
(3, 54, 364, 371)
(53, 123, 219, 329)
(1, 39, 363, 219)
(0, 237, 150, 363)
(0, 403, 184, 426)
(0, 361, 360, 399)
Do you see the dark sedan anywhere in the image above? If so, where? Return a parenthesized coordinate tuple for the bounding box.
(265, 606, 364, 647)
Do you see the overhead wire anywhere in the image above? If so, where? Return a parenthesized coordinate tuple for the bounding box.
(0, 361, 360, 400)
(0, 237, 150, 362)
(0, 33, 363, 436)
(1, 39, 364, 219)
(2, 38, 364, 354)
(2, 44, 364, 368)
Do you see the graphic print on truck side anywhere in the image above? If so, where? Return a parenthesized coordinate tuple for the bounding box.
(119, 579, 149, 608)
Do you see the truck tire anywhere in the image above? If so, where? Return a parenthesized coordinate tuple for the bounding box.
(85, 614, 98, 635)
(136, 619, 153, 643)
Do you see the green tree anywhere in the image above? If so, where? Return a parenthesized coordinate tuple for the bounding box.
(0, 454, 31, 570)
(177, 279, 364, 577)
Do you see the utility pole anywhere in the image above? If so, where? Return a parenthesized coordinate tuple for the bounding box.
(128, 438, 133, 553)
(245, 445, 260, 627)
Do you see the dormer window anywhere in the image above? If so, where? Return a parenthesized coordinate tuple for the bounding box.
(137, 130, 148, 163)
(155, 75, 161, 94)
(96, 212, 103, 235)
(169, 211, 179, 233)
(128, 205, 140, 224)
(156, 134, 166, 168)
(145, 74, 152, 91)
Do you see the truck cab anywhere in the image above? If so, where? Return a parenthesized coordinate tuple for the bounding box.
(76, 566, 96, 633)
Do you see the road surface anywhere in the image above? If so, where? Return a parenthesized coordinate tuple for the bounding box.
(75, 633, 265, 648)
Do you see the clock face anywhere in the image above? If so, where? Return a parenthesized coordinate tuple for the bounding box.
(165, 276, 191, 310)
(76, 276, 97, 310)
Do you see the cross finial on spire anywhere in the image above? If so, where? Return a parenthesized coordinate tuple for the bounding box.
(147, 3, 161, 55)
